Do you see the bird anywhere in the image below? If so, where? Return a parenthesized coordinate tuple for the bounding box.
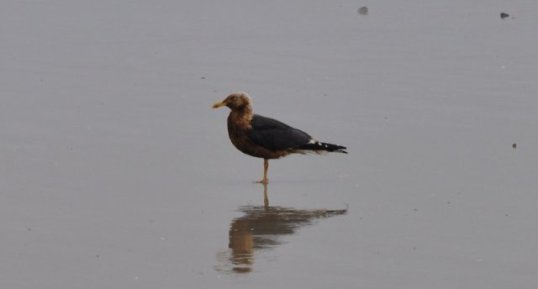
(212, 92, 347, 184)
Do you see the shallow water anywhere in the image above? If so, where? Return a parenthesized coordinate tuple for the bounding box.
(2, 0, 538, 288)
(215, 184, 348, 274)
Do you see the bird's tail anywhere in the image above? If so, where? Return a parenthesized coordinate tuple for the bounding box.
(298, 141, 348, 154)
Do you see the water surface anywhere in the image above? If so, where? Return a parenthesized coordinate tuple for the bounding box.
(2, 0, 538, 288)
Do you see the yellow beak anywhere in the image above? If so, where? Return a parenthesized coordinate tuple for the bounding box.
(212, 100, 226, 109)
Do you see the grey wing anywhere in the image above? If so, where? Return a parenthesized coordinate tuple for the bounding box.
(248, 114, 312, 151)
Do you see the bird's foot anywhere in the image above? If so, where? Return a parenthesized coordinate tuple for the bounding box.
(254, 179, 269, 185)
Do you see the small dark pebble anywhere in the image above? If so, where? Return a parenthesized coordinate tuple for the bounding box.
(500, 12, 510, 19)
(358, 6, 368, 15)
(512, 143, 517, 149)
(201, 76, 206, 80)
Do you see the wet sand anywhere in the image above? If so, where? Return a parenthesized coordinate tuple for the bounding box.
(2, 0, 538, 288)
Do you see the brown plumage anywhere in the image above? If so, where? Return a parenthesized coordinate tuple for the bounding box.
(213, 92, 347, 184)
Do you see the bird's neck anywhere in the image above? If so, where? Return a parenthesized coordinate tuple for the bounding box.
(228, 106, 253, 129)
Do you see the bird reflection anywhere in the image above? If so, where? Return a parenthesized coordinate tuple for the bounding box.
(219, 184, 347, 273)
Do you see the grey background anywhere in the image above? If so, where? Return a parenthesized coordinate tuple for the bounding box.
(1, 0, 537, 288)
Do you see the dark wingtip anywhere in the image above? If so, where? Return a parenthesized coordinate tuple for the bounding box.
(297, 142, 348, 154)
(335, 145, 347, 154)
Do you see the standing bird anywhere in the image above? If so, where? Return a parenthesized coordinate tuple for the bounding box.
(213, 92, 347, 184)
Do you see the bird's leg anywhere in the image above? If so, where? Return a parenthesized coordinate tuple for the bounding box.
(263, 158, 269, 184)
(256, 159, 269, 184)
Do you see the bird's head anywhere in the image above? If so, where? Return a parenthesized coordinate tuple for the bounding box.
(212, 92, 252, 111)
